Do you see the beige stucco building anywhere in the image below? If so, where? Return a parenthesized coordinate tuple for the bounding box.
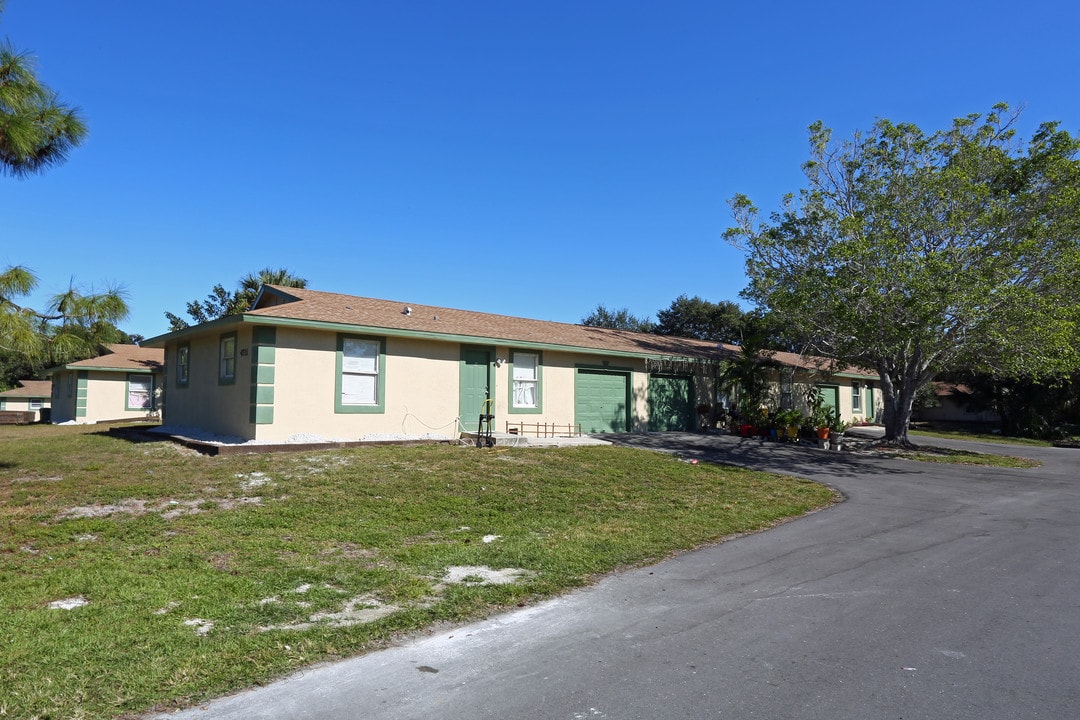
(144, 286, 879, 444)
(0, 380, 52, 423)
(46, 344, 164, 424)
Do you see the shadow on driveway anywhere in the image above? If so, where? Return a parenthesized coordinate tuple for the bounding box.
(601, 431, 913, 481)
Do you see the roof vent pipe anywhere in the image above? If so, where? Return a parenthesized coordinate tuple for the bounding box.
(403, 306, 412, 316)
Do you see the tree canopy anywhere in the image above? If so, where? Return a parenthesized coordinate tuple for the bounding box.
(653, 295, 745, 344)
(580, 304, 654, 333)
(165, 268, 307, 331)
(725, 104, 1080, 444)
(0, 3, 87, 177)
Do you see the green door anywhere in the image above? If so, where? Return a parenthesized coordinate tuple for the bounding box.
(649, 374, 694, 431)
(817, 385, 840, 423)
(866, 385, 876, 422)
(460, 348, 492, 432)
(575, 369, 630, 433)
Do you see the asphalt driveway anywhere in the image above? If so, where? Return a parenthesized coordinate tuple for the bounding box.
(153, 433, 1080, 720)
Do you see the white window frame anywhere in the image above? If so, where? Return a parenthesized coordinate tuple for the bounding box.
(852, 381, 862, 412)
(512, 352, 539, 409)
(340, 337, 380, 407)
(127, 375, 153, 410)
(29, 398, 44, 411)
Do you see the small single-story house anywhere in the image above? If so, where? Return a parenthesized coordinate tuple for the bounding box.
(913, 382, 999, 424)
(143, 286, 879, 443)
(46, 344, 165, 424)
(0, 380, 53, 423)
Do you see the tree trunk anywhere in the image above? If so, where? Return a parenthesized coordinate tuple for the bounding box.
(878, 365, 920, 446)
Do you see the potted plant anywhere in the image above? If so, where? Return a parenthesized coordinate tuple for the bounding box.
(776, 408, 803, 441)
(829, 419, 851, 450)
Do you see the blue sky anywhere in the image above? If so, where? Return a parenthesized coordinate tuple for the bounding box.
(3, 1, 1077, 339)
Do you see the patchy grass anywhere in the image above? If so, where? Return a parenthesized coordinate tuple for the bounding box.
(881, 445, 1040, 468)
(909, 424, 1052, 447)
(0, 424, 836, 719)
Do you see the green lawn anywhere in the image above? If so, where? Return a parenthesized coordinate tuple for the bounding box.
(884, 446, 1040, 468)
(0, 424, 836, 719)
(909, 424, 1052, 447)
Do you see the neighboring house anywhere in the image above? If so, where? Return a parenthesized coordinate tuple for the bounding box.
(46, 344, 165, 424)
(0, 380, 53, 423)
(913, 382, 1000, 424)
(143, 285, 879, 444)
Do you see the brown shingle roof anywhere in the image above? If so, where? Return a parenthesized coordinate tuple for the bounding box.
(0, 379, 52, 398)
(63, 344, 164, 372)
(765, 348, 876, 378)
(249, 286, 737, 361)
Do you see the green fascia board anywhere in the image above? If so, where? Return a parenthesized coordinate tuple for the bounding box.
(42, 365, 159, 376)
(141, 315, 247, 346)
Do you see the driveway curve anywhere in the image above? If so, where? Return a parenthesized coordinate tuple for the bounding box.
(153, 433, 1080, 720)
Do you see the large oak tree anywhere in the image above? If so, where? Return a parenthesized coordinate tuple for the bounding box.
(725, 105, 1080, 444)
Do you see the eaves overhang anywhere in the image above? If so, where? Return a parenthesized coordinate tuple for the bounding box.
(143, 314, 729, 364)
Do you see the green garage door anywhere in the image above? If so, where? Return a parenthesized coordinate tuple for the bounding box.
(575, 369, 630, 433)
(649, 374, 694, 431)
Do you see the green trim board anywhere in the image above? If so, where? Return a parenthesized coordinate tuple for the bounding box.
(249, 327, 276, 425)
(75, 370, 88, 419)
(335, 334, 386, 414)
(507, 349, 542, 414)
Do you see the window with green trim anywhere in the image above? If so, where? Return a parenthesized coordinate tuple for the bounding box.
(852, 381, 862, 412)
(176, 344, 190, 387)
(219, 333, 237, 384)
(127, 374, 153, 410)
(512, 351, 540, 410)
(340, 337, 381, 407)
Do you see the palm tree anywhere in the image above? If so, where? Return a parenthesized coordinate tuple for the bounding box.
(235, 267, 307, 311)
